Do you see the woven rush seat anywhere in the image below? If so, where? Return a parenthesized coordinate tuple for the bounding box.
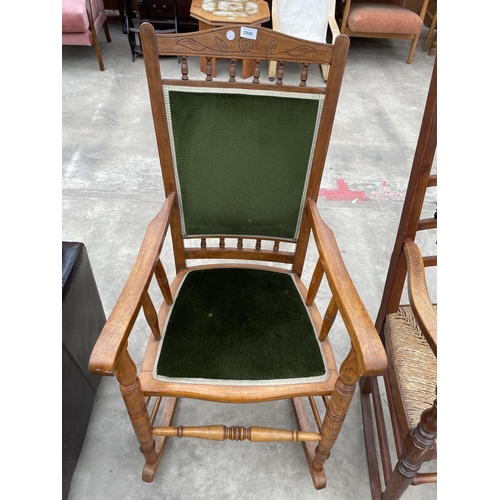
(385, 304, 437, 438)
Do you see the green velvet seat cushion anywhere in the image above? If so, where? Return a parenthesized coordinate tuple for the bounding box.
(153, 268, 327, 385)
(164, 87, 323, 241)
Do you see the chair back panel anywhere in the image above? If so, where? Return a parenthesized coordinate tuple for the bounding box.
(277, 0, 331, 43)
(164, 84, 324, 241)
(140, 23, 349, 271)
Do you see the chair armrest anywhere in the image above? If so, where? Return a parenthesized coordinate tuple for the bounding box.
(307, 200, 387, 376)
(89, 193, 176, 376)
(403, 239, 437, 356)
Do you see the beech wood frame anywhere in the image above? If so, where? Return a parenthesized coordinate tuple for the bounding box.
(89, 23, 387, 490)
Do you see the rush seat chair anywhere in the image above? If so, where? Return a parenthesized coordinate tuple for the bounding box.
(89, 23, 387, 490)
(360, 61, 437, 499)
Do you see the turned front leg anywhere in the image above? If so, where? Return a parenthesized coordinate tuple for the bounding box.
(381, 400, 437, 500)
(116, 348, 157, 465)
(313, 348, 361, 471)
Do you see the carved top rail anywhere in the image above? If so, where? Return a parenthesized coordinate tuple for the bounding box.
(145, 24, 340, 66)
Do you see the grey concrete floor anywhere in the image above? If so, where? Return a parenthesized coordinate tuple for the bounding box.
(62, 16, 437, 500)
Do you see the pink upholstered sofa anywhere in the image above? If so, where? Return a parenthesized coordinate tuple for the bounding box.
(62, 0, 111, 71)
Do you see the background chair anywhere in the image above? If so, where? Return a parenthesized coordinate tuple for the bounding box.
(422, 0, 436, 55)
(269, 0, 339, 81)
(62, 0, 112, 71)
(360, 60, 437, 499)
(123, 0, 179, 61)
(336, 0, 430, 63)
(89, 23, 387, 491)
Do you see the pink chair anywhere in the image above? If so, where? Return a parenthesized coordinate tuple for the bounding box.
(62, 0, 112, 71)
(337, 0, 430, 63)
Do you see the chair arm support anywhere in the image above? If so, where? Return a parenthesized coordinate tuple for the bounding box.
(89, 193, 176, 377)
(403, 239, 437, 355)
(307, 200, 387, 376)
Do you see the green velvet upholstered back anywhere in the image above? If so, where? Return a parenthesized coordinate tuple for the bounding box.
(163, 85, 325, 242)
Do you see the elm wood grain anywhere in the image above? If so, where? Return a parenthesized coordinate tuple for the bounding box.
(89, 24, 387, 491)
(360, 61, 437, 499)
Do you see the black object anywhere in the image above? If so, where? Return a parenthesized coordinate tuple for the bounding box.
(62, 242, 106, 500)
(124, 0, 180, 61)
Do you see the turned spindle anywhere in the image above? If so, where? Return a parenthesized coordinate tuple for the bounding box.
(253, 60, 261, 83)
(306, 259, 325, 306)
(142, 291, 160, 340)
(181, 56, 189, 80)
(206, 57, 213, 81)
(151, 425, 321, 443)
(300, 62, 309, 87)
(154, 259, 173, 305)
(276, 62, 284, 85)
(229, 59, 237, 82)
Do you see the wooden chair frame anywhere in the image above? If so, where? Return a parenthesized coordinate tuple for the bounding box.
(360, 60, 437, 499)
(89, 24, 387, 490)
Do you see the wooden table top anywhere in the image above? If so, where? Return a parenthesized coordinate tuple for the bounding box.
(190, 0, 270, 26)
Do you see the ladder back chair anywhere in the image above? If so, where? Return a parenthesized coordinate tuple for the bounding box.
(89, 23, 387, 490)
(360, 60, 437, 499)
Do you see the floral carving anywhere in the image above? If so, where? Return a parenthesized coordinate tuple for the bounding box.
(266, 39, 278, 55)
(286, 46, 315, 56)
(215, 36, 228, 52)
(238, 38, 255, 52)
(176, 39, 208, 51)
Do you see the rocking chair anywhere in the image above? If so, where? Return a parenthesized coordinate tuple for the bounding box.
(89, 23, 387, 490)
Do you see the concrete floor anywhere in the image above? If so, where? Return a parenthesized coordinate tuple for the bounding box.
(62, 16, 437, 500)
